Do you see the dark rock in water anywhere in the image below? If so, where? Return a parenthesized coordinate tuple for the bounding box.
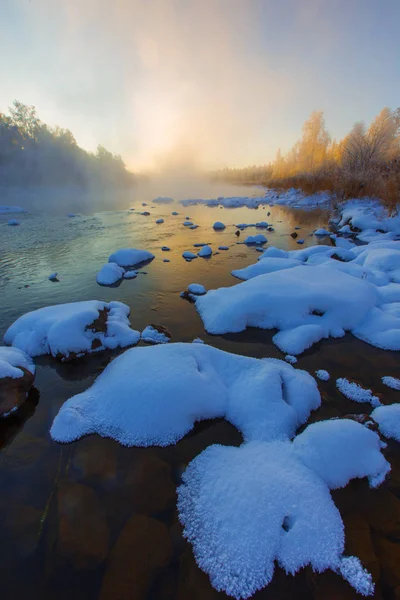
(235, 230, 240, 237)
(56, 482, 109, 569)
(141, 211, 150, 216)
(100, 514, 172, 600)
(0, 368, 35, 418)
(373, 534, 400, 589)
(331, 253, 348, 262)
(124, 452, 176, 515)
(142, 203, 147, 206)
(267, 212, 271, 216)
(290, 232, 298, 239)
(180, 291, 196, 303)
(71, 437, 118, 486)
(339, 413, 379, 433)
(267, 226, 274, 232)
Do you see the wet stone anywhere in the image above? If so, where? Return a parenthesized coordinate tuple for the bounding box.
(100, 514, 172, 600)
(56, 482, 109, 569)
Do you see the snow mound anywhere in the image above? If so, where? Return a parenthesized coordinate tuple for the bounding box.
(123, 270, 137, 279)
(108, 248, 154, 267)
(336, 378, 381, 408)
(316, 369, 330, 381)
(198, 245, 212, 257)
(244, 234, 267, 245)
(285, 355, 297, 364)
(188, 284, 206, 295)
(232, 257, 300, 281)
(183, 221, 193, 226)
(96, 263, 124, 285)
(382, 376, 400, 390)
(50, 343, 320, 446)
(48, 272, 58, 281)
(218, 245, 229, 250)
(4, 301, 140, 359)
(0, 347, 35, 380)
(156, 218, 164, 224)
(192, 338, 204, 344)
(183, 251, 198, 260)
(314, 228, 330, 236)
(7, 219, 20, 226)
(195, 266, 378, 355)
(213, 221, 226, 230)
(178, 418, 386, 599)
(371, 404, 400, 441)
(141, 326, 170, 344)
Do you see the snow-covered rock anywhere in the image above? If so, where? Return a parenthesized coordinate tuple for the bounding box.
(198, 245, 212, 258)
(0, 347, 36, 417)
(371, 404, 400, 441)
(48, 272, 58, 281)
(178, 418, 387, 599)
(7, 219, 20, 226)
(195, 266, 379, 355)
(336, 378, 381, 408)
(182, 251, 198, 260)
(195, 241, 400, 354)
(213, 221, 226, 230)
(285, 355, 297, 364)
(188, 284, 206, 296)
(382, 376, 400, 390)
(96, 263, 125, 285)
(0, 347, 35, 380)
(244, 234, 267, 245)
(192, 338, 204, 344)
(50, 343, 320, 446)
(141, 325, 171, 344)
(4, 301, 140, 359)
(108, 248, 154, 268)
(161, 246, 170, 251)
(316, 369, 330, 381)
(183, 221, 193, 226)
(156, 218, 164, 224)
(314, 228, 330, 236)
(123, 270, 137, 279)
(218, 245, 229, 250)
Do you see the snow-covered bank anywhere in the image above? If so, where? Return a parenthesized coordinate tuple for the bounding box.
(4, 301, 140, 359)
(50, 343, 320, 445)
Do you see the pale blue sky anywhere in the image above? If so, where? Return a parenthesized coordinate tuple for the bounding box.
(1, 0, 399, 169)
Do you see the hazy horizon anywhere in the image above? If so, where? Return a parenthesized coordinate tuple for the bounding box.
(2, 0, 400, 172)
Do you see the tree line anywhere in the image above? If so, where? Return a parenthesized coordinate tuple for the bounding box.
(214, 107, 400, 210)
(0, 101, 133, 187)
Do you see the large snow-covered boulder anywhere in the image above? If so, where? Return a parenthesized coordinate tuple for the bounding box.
(195, 266, 378, 355)
(0, 347, 35, 417)
(178, 419, 389, 599)
(4, 301, 140, 360)
(108, 248, 154, 268)
(50, 343, 320, 446)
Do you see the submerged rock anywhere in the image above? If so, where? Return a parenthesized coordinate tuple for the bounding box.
(56, 482, 109, 569)
(100, 515, 172, 600)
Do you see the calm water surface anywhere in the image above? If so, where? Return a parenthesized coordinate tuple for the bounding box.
(0, 184, 399, 600)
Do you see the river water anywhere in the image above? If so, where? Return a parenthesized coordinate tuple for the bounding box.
(0, 183, 399, 600)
